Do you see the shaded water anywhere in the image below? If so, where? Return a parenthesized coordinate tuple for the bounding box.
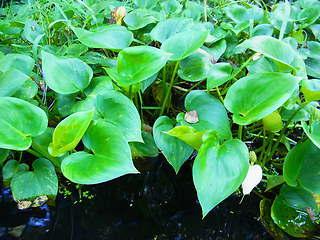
(0, 157, 272, 240)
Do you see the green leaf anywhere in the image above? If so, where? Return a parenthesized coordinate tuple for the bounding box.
(0, 148, 9, 165)
(96, 90, 142, 142)
(252, 24, 274, 37)
(193, 131, 249, 217)
(238, 36, 306, 77)
(177, 90, 232, 139)
(49, 110, 93, 157)
(305, 57, 320, 78)
(2, 160, 29, 186)
(165, 126, 209, 151)
(0, 97, 48, 150)
(23, 19, 44, 44)
(224, 73, 300, 125)
(0, 54, 35, 75)
(124, 9, 157, 30)
(178, 52, 212, 82)
(10, 158, 58, 200)
(284, 139, 320, 193)
(271, 184, 318, 238)
(201, 39, 226, 61)
(153, 116, 194, 173)
(161, 30, 208, 61)
(130, 131, 159, 157)
(13, 79, 38, 100)
(307, 41, 320, 59)
(206, 63, 233, 90)
(73, 25, 133, 51)
(302, 119, 320, 149)
(0, 69, 30, 97)
(301, 79, 320, 102)
(133, 0, 158, 9)
(42, 51, 93, 94)
(298, 5, 320, 27)
(160, 0, 182, 15)
(224, 4, 263, 23)
(265, 175, 285, 192)
(310, 24, 320, 41)
(61, 121, 138, 184)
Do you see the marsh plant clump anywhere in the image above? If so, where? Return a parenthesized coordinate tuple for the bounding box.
(1, 0, 320, 238)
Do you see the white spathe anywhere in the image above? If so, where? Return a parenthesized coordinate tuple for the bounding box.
(242, 164, 263, 195)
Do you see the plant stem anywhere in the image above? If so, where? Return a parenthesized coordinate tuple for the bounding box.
(215, 87, 224, 104)
(262, 132, 274, 166)
(266, 102, 309, 164)
(159, 61, 180, 116)
(238, 125, 243, 141)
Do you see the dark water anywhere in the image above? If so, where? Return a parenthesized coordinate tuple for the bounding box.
(0, 157, 272, 240)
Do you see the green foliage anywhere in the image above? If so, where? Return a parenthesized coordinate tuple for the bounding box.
(1, 0, 320, 238)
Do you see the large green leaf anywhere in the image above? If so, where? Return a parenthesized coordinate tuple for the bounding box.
(61, 121, 138, 184)
(2, 160, 29, 186)
(0, 97, 48, 150)
(0, 69, 29, 97)
(271, 184, 318, 238)
(305, 57, 320, 78)
(302, 119, 320, 148)
(177, 90, 232, 139)
(49, 110, 93, 157)
(73, 25, 133, 51)
(161, 30, 208, 61)
(0, 54, 35, 75)
(10, 158, 58, 201)
(238, 36, 306, 77)
(224, 4, 263, 23)
(153, 116, 194, 173)
(224, 73, 300, 125)
(96, 90, 142, 142)
(178, 52, 212, 82)
(298, 5, 320, 27)
(284, 139, 320, 193)
(193, 131, 249, 217)
(42, 51, 93, 94)
(123, 9, 158, 30)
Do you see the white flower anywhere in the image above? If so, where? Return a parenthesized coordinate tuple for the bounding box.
(242, 165, 263, 195)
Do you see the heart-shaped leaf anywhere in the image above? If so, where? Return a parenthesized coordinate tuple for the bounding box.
(61, 121, 139, 184)
(0, 54, 35, 75)
(177, 90, 232, 139)
(206, 62, 233, 90)
(153, 116, 194, 173)
(224, 73, 300, 125)
(0, 69, 30, 97)
(161, 30, 208, 61)
(271, 184, 318, 238)
(193, 131, 249, 217)
(42, 51, 93, 94)
(165, 125, 209, 151)
(238, 36, 306, 77)
(130, 131, 159, 158)
(10, 158, 58, 200)
(0, 97, 48, 150)
(224, 4, 263, 23)
(124, 9, 157, 30)
(284, 139, 320, 193)
(73, 25, 133, 51)
(96, 90, 142, 142)
(2, 160, 29, 186)
(49, 110, 93, 157)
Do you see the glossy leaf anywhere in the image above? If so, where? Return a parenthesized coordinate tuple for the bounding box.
(310, 24, 320, 41)
(177, 90, 232, 139)
(207, 63, 233, 90)
(161, 30, 208, 61)
(224, 4, 263, 23)
(23, 19, 44, 44)
(153, 116, 194, 173)
(165, 125, 209, 151)
(284, 139, 320, 193)
(49, 110, 93, 157)
(298, 5, 320, 27)
(193, 131, 249, 217)
(133, 0, 158, 9)
(201, 39, 226, 61)
(0, 69, 29, 97)
(0, 97, 48, 150)
(252, 24, 274, 37)
(73, 25, 133, 51)
(124, 9, 157, 30)
(238, 36, 306, 77)
(96, 90, 142, 142)
(301, 79, 320, 102)
(178, 52, 212, 82)
(61, 121, 138, 184)
(305, 57, 320, 78)
(130, 131, 158, 157)
(0, 148, 9, 165)
(302, 119, 320, 149)
(2, 160, 29, 186)
(10, 158, 58, 201)
(42, 51, 93, 94)
(0, 54, 35, 75)
(224, 73, 300, 125)
(13, 79, 38, 100)
(271, 184, 318, 238)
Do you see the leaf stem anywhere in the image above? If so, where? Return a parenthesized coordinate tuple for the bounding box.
(238, 125, 243, 141)
(159, 61, 180, 116)
(215, 87, 224, 104)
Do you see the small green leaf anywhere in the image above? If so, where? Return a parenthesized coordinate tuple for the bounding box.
(0, 69, 30, 97)
(124, 9, 157, 30)
(153, 116, 194, 173)
(61, 121, 138, 184)
(265, 175, 285, 192)
(96, 90, 142, 142)
(23, 19, 44, 44)
(73, 25, 133, 51)
(224, 73, 300, 125)
(302, 119, 320, 149)
(2, 160, 29, 186)
(0, 97, 48, 150)
(13, 79, 38, 100)
(10, 158, 58, 201)
(206, 62, 233, 90)
(49, 110, 93, 157)
(130, 131, 159, 157)
(0, 148, 9, 165)
(42, 51, 93, 94)
(193, 131, 249, 217)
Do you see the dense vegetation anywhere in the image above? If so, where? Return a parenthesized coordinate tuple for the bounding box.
(1, 0, 320, 238)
